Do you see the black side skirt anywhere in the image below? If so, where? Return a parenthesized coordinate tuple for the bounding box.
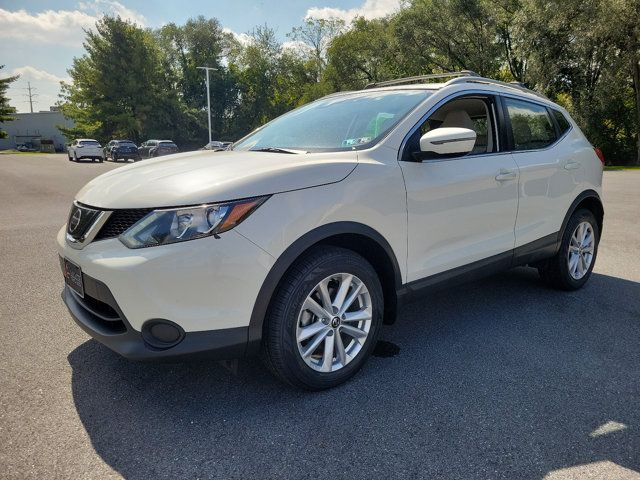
(398, 232, 559, 303)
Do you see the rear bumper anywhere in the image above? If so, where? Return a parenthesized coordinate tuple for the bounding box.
(62, 274, 247, 361)
(112, 151, 139, 159)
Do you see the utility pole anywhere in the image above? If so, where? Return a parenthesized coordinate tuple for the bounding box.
(24, 82, 38, 113)
(196, 67, 218, 145)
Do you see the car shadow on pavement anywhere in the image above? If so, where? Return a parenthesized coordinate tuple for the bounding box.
(67, 268, 640, 479)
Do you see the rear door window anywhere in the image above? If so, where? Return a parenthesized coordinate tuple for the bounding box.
(504, 98, 557, 151)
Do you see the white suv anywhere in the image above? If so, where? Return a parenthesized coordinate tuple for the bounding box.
(68, 139, 104, 162)
(58, 72, 604, 390)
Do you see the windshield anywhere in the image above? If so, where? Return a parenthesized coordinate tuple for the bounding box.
(80, 140, 100, 146)
(232, 89, 431, 153)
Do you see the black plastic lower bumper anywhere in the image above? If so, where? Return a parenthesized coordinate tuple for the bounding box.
(61, 273, 248, 361)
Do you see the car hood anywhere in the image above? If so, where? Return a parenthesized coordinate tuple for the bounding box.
(76, 150, 358, 209)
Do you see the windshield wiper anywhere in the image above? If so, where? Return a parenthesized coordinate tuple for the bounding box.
(250, 147, 307, 154)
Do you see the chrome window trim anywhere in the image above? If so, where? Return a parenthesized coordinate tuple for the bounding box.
(398, 89, 573, 162)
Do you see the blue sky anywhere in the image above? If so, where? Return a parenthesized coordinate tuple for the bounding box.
(0, 0, 400, 112)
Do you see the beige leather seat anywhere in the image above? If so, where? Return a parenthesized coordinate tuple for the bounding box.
(440, 110, 475, 130)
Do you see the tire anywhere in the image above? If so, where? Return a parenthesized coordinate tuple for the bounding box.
(73, 153, 78, 162)
(98, 157, 104, 163)
(112, 154, 118, 162)
(538, 208, 599, 290)
(262, 246, 384, 390)
(68, 154, 73, 161)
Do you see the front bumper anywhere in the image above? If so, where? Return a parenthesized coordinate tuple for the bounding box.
(57, 225, 275, 359)
(62, 274, 246, 360)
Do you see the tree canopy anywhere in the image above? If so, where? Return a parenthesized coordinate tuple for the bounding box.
(58, 0, 640, 162)
(0, 65, 19, 139)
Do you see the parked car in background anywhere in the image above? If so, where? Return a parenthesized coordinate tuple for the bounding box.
(201, 140, 232, 151)
(68, 139, 104, 162)
(104, 140, 140, 162)
(138, 140, 178, 159)
(17, 144, 37, 152)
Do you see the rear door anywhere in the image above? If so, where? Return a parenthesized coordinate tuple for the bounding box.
(400, 93, 520, 282)
(501, 96, 578, 249)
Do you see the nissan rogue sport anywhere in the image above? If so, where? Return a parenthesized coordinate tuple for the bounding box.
(58, 72, 604, 390)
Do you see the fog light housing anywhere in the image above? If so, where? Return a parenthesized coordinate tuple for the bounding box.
(141, 320, 185, 349)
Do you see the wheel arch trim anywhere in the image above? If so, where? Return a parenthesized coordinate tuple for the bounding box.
(558, 189, 604, 247)
(246, 222, 403, 353)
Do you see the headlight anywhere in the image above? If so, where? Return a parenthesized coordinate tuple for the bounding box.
(119, 196, 269, 249)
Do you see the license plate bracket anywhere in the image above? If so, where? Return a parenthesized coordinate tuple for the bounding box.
(63, 258, 84, 298)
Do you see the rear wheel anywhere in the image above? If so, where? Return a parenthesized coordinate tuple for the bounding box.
(538, 208, 599, 290)
(262, 246, 383, 390)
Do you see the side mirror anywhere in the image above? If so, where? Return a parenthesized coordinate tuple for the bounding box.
(419, 127, 476, 156)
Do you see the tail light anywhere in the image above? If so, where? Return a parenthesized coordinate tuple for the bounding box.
(594, 147, 605, 166)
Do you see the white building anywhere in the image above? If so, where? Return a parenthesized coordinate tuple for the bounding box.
(0, 109, 74, 151)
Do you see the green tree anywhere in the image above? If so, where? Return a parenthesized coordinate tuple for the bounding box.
(325, 17, 398, 90)
(157, 16, 238, 143)
(515, 0, 638, 163)
(0, 65, 19, 139)
(59, 16, 178, 143)
(288, 18, 345, 82)
(394, 0, 503, 77)
(227, 26, 315, 137)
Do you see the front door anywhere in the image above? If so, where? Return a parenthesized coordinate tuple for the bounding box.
(399, 94, 520, 283)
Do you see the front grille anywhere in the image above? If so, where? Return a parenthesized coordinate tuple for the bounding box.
(67, 204, 101, 241)
(95, 208, 153, 240)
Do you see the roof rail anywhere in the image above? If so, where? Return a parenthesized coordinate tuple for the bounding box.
(364, 70, 548, 101)
(446, 76, 549, 100)
(364, 70, 478, 89)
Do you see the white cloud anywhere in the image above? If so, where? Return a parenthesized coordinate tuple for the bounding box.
(78, 1, 146, 26)
(222, 27, 252, 47)
(5, 66, 71, 112)
(306, 0, 402, 23)
(0, 1, 146, 48)
(10, 66, 71, 85)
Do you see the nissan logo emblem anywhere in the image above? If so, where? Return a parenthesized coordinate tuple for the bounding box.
(69, 209, 82, 232)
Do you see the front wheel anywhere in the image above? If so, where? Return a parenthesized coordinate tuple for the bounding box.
(538, 208, 599, 290)
(262, 246, 383, 390)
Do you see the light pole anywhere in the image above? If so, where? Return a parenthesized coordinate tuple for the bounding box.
(197, 66, 218, 145)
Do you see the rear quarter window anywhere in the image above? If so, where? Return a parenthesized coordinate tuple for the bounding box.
(551, 109, 571, 136)
(504, 98, 557, 151)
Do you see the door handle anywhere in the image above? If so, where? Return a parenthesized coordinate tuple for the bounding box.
(564, 161, 581, 170)
(495, 170, 517, 182)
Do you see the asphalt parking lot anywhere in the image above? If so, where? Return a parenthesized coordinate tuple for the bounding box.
(1, 153, 639, 479)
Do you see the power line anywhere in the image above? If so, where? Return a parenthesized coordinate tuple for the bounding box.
(23, 82, 39, 113)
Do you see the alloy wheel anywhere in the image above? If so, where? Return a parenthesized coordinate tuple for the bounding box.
(296, 273, 372, 373)
(567, 221, 595, 280)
